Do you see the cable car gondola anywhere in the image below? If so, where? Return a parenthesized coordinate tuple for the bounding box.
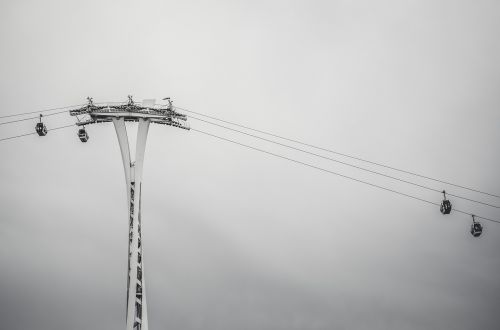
(440, 190, 452, 214)
(78, 126, 89, 142)
(470, 215, 483, 237)
(35, 114, 48, 136)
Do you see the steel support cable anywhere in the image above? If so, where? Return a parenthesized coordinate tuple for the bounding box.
(453, 208, 495, 222)
(0, 121, 497, 224)
(189, 115, 500, 209)
(174, 105, 500, 199)
(0, 104, 84, 119)
(2, 100, 498, 201)
(0, 124, 75, 142)
(0, 109, 70, 126)
(0, 116, 39, 125)
(191, 128, 500, 224)
(0, 131, 37, 141)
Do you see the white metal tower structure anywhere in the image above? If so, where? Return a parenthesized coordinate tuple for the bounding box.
(70, 96, 189, 330)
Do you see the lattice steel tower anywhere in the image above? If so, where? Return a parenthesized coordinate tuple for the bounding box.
(70, 96, 189, 330)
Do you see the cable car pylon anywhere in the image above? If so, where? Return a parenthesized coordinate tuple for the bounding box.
(69, 96, 189, 330)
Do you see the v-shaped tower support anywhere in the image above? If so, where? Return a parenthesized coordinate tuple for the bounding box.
(69, 96, 189, 330)
(113, 118, 150, 330)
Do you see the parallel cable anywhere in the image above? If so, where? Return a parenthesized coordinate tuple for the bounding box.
(191, 128, 500, 224)
(0, 104, 83, 119)
(2, 100, 498, 206)
(453, 209, 499, 224)
(0, 116, 38, 126)
(0, 123, 75, 142)
(175, 105, 500, 199)
(190, 115, 500, 209)
(50, 124, 75, 131)
(43, 109, 70, 117)
(0, 131, 37, 141)
(1, 115, 497, 224)
(0, 109, 69, 126)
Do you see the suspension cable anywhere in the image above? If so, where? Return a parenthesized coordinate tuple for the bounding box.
(190, 115, 500, 209)
(0, 116, 39, 126)
(0, 124, 75, 142)
(0, 109, 70, 126)
(174, 105, 500, 199)
(0, 117, 497, 224)
(1, 100, 498, 200)
(0, 104, 83, 119)
(191, 128, 500, 224)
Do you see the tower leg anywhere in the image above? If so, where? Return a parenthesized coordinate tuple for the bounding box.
(113, 118, 150, 330)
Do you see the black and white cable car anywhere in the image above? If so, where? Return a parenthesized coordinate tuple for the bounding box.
(78, 126, 89, 142)
(470, 215, 483, 237)
(440, 190, 452, 214)
(35, 114, 48, 136)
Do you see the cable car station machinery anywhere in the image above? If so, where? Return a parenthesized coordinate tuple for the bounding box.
(68, 96, 189, 330)
(70, 96, 189, 133)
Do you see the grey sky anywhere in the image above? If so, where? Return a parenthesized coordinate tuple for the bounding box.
(1, 0, 499, 329)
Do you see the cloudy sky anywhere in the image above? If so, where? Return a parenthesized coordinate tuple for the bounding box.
(1, 0, 499, 329)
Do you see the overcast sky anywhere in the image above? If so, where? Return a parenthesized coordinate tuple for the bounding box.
(1, 1, 500, 329)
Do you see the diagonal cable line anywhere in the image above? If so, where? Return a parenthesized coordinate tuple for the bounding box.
(0, 123, 75, 142)
(43, 109, 71, 117)
(452, 209, 498, 223)
(174, 105, 500, 199)
(191, 128, 500, 224)
(50, 124, 76, 131)
(0, 116, 39, 126)
(189, 115, 500, 209)
(0, 104, 83, 120)
(0, 131, 37, 141)
(0, 118, 497, 225)
(0, 109, 69, 126)
(2, 100, 498, 203)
